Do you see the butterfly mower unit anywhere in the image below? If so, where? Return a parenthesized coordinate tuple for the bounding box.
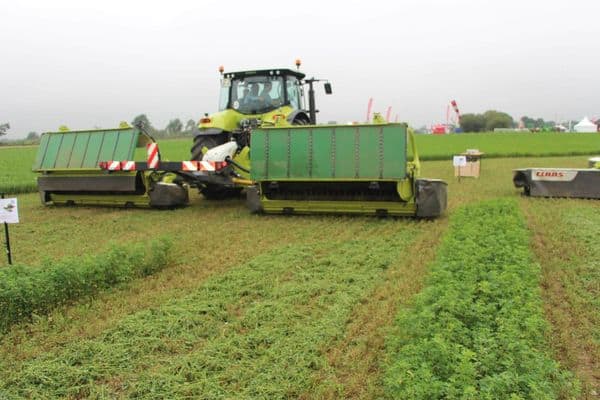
(513, 158, 600, 199)
(33, 64, 447, 217)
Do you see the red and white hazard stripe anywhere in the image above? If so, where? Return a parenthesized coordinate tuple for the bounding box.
(199, 161, 216, 171)
(181, 161, 198, 171)
(181, 161, 228, 171)
(98, 159, 228, 172)
(121, 161, 136, 171)
(147, 143, 159, 169)
(106, 161, 121, 171)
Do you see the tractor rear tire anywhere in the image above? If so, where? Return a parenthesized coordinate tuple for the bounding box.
(191, 134, 239, 200)
(191, 135, 222, 161)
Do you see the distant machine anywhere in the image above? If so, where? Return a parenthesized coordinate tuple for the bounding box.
(432, 100, 461, 134)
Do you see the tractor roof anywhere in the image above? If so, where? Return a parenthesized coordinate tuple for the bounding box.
(224, 68, 306, 80)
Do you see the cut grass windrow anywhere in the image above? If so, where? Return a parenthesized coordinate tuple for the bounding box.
(0, 221, 418, 399)
(522, 200, 599, 395)
(560, 207, 600, 349)
(384, 199, 579, 399)
(0, 239, 171, 334)
(308, 219, 448, 400)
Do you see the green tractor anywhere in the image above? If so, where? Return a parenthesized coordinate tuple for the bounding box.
(190, 61, 332, 198)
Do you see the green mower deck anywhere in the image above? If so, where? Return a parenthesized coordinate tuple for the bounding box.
(247, 123, 447, 217)
(33, 128, 188, 207)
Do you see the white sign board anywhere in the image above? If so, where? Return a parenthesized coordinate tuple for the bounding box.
(0, 198, 19, 224)
(453, 155, 467, 167)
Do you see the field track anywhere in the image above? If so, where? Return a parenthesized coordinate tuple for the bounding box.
(0, 142, 598, 398)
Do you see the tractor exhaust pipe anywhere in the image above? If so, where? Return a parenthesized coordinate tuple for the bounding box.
(307, 78, 317, 124)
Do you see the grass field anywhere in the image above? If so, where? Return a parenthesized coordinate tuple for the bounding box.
(0, 135, 598, 398)
(413, 131, 600, 160)
(0, 145, 38, 194)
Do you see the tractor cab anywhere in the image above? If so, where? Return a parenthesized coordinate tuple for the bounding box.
(219, 69, 306, 116)
(192, 64, 332, 160)
(190, 63, 333, 199)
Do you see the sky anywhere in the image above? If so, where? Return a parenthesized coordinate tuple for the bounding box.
(1, 0, 599, 138)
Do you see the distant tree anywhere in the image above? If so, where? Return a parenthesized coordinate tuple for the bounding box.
(165, 118, 183, 136)
(459, 111, 514, 132)
(415, 125, 429, 134)
(535, 118, 545, 128)
(26, 131, 39, 141)
(483, 110, 513, 131)
(521, 116, 535, 129)
(132, 114, 153, 131)
(185, 119, 197, 132)
(521, 115, 558, 130)
(0, 122, 9, 137)
(459, 113, 486, 132)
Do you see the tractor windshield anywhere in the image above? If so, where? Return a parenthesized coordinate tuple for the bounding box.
(220, 76, 285, 115)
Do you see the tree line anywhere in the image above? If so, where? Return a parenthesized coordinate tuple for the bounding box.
(458, 111, 583, 132)
(131, 114, 198, 139)
(0, 116, 199, 145)
(458, 110, 514, 132)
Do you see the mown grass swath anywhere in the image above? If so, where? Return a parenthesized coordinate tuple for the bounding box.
(561, 206, 600, 338)
(384, 199, 579, 399)
(0, 223, 418, 399)
(0, 239, 171, 333)
(523, 202, 599, 393)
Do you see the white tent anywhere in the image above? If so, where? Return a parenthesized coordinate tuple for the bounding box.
(574, 117, 597, 132)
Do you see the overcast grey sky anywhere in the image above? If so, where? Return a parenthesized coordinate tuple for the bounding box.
(1, 0, 599, 138)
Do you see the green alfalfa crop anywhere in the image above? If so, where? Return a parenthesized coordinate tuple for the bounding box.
(0, 223, 419, 399)
(0, 238, 172, 333)
(383, 199, 579, 399)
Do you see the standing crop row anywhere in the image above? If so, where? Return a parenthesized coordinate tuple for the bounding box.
(0, 239, 171, 333)
(384, 199, 578, 399)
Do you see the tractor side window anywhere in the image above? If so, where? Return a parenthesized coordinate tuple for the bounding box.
(219, 78, 231, 111)
(286, 77, 301, 110)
